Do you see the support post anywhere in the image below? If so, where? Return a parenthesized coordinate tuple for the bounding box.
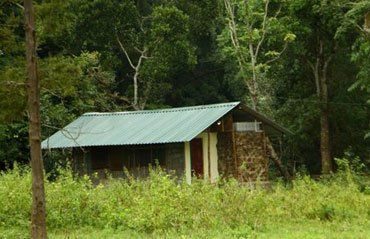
(232, 125, 237, 179)
(184, 142, 191, 184)
(208, 130, 211, 181)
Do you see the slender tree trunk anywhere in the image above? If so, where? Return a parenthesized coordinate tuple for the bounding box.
(250, 90, 258, 110)
(320, 70, 332, 174)
(319, 40, 333, 174)
(248, 44, 259, 110)
(133, 72, 139, 110)
(266, 137, 291, 181)
(24, 0, 47, 238)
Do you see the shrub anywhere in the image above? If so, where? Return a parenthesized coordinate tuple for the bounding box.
(0, 165, 369, 233)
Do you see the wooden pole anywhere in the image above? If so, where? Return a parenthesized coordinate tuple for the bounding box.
(231, 118, 237, 179)
(24, 0, 47, 238)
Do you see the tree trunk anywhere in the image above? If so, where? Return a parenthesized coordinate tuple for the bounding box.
(320, 73, 332, 174)
(310, 40, 333, 175)
(133, 72, 139, 110)
(266, 137, 291, 181)
(248, 44, 259, 111)
(24, 0, 47, 238)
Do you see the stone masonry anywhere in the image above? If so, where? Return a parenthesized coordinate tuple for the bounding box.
(217, 131, 269, 182)
(217, 132, 237, 178)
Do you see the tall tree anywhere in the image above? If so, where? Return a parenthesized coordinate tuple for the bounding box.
(339, 2, 370, 138)
(308, 35, 335, 174)
(24, 0, 47, 237)
(276, 0, 370, 173)
(218, 0, 295, 110)
(217, 0, 294, 179)
(70, 1, 195, 110)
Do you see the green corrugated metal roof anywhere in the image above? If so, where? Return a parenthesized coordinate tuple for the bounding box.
(42, 102, 240, 149)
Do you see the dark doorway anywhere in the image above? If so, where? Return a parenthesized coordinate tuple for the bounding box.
(190, 138, 203, 177)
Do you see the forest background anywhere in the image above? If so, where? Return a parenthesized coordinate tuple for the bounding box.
(0, 0, 369, 175)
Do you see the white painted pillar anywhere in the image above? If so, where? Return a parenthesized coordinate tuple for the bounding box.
(184, 141, 191, 184)
(195, 132, 220, 182)
(202, 135, 209, 180)
(210, 133, 219, 182)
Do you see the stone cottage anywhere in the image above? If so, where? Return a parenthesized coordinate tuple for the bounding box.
(42, 102, 290, 183)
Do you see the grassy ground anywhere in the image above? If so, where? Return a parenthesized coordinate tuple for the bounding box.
(2, 220, 370, 239)
(1, 165, 369, 239)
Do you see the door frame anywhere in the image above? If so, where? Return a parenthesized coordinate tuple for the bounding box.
(190, 138, 204, 177)
(184, 132, 219, 184)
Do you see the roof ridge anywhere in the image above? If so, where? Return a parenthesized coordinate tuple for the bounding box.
(83, 102, 240, 117)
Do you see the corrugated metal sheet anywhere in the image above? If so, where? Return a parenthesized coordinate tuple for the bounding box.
(42, 102, 240, 149)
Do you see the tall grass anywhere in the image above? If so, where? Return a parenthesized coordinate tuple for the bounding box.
(0, 163, 369, 234)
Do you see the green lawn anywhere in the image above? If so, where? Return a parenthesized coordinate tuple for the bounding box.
(2, 220, 370, 239)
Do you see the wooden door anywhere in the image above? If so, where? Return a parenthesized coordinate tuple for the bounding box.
(190, 138, 203, 177)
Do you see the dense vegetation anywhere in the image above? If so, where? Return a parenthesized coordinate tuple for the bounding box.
(0, 160, 369, 238)
(1, 1, 369, 238)
(0, 0, 369, 174)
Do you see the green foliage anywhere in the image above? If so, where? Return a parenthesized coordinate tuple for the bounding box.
(350, 40, 370, 105)
(35, 0, 78, 52)
(0, 52, 119, 167)
(268, 0, 370, 172)
(0, 164, 31, 228)
(148, 5, 196, 74)
(0, 0, 24, 60)
(0, 61, 26, 122)
(217, 0, 296, 109)
(0, 122, 28, 169)
(139, 5, 197, 105)
(0, 0, 369, 174)
(0, 167, 369, 235)
(40, 52, 118, 115)
(72, 0, 139, 54)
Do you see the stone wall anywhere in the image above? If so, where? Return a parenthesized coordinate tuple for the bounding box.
(217, 132, 236, 178)
(235, 132, 268, 181)
(217, 131, 269, 182)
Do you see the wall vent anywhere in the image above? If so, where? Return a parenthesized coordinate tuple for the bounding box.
(233, 122, 261, 132)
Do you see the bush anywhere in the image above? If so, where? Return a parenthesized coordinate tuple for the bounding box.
(0, 165, 369, 234)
